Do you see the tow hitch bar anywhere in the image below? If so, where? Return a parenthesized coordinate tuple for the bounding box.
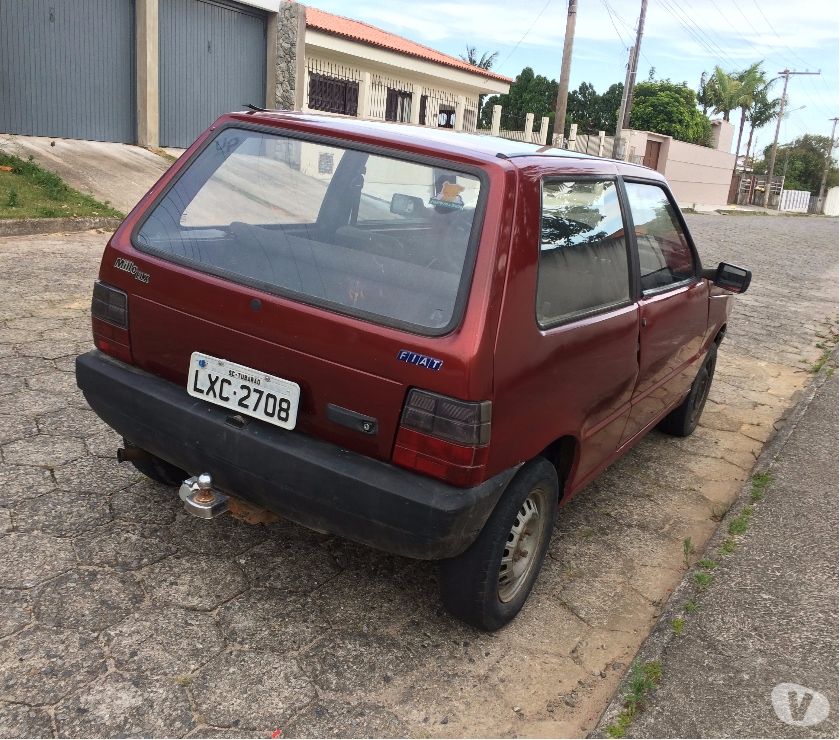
(178, 473, 229, 519)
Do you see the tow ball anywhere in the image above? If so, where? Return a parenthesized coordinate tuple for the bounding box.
(178, 473, 229, 519)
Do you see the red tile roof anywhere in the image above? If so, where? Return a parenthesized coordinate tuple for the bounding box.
(304, 6, 512, 84)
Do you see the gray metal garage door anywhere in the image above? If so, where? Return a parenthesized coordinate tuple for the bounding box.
(160, 0, 267, 148)
(0, 0, 135, 143)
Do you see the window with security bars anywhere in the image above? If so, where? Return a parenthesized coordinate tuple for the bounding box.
(385, 89, 412, 122)
(308, 73, 359, 116)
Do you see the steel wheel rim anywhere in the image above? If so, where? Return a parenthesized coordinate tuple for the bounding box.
(498, 485, 550, 603)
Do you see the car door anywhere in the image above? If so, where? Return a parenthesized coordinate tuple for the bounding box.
(619, 179, 708, 445)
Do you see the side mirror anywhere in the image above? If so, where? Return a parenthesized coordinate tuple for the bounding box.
(703, 262, 751, 294)
(390, 193, 425, 217)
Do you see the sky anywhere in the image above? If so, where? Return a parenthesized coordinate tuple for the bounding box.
(311, 0, 839, 156)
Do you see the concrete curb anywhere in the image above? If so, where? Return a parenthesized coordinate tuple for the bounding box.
(0, 216, 122, 237)
(590, 350, 839, 738)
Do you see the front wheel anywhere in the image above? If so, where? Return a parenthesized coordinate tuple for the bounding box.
(658, 344, 718, 437)
(439, 458, 559, 631)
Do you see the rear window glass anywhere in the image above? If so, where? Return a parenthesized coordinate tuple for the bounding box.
(135, 127, 484, 333)
(537, 180, 631, 326)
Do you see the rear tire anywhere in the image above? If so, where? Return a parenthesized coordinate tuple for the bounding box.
(439, 458, 559, 631)
(658, 344, 717, 437)
(122, 438, 187, 487)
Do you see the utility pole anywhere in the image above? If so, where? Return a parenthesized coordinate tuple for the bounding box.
(817, 117, 839, 212)
(621, 0, 647, 131)
(612, 0, 648, 157)
(762, 68, 821, 207)
(553, 0, 578, 147)
(613, 45, 636, 158)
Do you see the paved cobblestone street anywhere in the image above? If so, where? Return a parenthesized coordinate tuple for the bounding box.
(0, 215, 837, 738)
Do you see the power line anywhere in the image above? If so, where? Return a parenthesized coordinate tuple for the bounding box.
(498, 0, 554, 68)
(603, 0, 655, 71)
(655, 0, 738, 68)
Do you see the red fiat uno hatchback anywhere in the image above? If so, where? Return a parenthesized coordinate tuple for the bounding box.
(76, 112, 750, 630)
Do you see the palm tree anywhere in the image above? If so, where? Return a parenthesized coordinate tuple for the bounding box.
(460, 46, 499, 70)
(707, 66, 741, 122)
(742, 91, 780, 172)
(731, 63, 766, 175)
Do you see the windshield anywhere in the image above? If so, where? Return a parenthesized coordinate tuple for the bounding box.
(135, 127, 484, 333)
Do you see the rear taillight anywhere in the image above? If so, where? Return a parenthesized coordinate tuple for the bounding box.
(91, 280, 131, 363)
(393, 389, 491, 487)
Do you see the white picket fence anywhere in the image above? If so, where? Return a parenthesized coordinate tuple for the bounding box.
(779, 189, 811, 213)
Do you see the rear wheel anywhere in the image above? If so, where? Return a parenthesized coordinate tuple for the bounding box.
(439, 458, 559, 631)
(122, 439, 187, 487)
(658, 344, 717, 437)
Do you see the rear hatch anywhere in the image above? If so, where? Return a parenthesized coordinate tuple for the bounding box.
(101, 120, 497, 464)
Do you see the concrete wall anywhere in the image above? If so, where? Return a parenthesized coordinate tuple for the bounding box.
(624, 129, 736, 207)
(662, 139, 735, 207)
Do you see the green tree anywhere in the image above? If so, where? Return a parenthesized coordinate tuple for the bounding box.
(706, 66, 741, 121)
(460, 45, 499, 70)
(754, 135, 839, 193)
(742, 89, 780, 171)
(731, 63, 767, 171)
(480, 67, 558, 135)
(567, 82, 624, 135)
(629, 80, 712, 146)
(697, 71, 714, 115)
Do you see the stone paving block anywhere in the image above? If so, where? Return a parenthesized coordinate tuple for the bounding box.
(191, 651, 316, 729)
(284, 699, 409, 738)
(52, 455, 139, 493)
(0, 702, 54, 739)
(14, 488, 111, 536)
(54, 673, 194, 738)
(298, 632, 414, 694)
(74, 522, 176, 571)
(0, 533, 76, 588)
(33, 569, 144, 632)
(238, 537, 341, 593)
(217, 588, 329, 653)
(0, 588, 31, 639)
(140, 554, 248, 610)
(165, 510, 272, 557)
(0, 464, 55, 507)
(0, 625, 105, 704)
(2, 435, 87, 468)
(111, 479, 180, 524)
(0, 413, 38, 446)
(36, 407, 107, 439)
(105, 605, 226, 677)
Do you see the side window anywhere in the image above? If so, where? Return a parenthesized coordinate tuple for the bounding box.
(624, 182, 697, 292)
(537, 180, 631, 326)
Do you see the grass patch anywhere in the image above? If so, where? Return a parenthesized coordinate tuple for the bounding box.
(682, 537, 695, 568)
(728, 508, 752, 536)
(606, 661, 663, 738)
(684, 599, 698, 614)
(0, 151, 123, 220)
(671, 617, 685, 636)
(810, 321, 839, 373)
(750, 472, 772, 502)
(693, 571, 713, 589)
(697, 557, 717, 570)
(718, 537, 736, 556)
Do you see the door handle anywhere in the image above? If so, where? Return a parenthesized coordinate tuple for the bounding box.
(641, 317, 648, 328)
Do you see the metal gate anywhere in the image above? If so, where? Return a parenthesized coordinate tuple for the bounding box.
(0, 0, 135, 143)
(160, 0, 267, 148)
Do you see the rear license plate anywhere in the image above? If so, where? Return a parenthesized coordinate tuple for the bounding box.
(187, 352, 300, 430)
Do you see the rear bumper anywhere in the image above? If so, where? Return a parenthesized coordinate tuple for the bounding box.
(75, 350, 517, 559)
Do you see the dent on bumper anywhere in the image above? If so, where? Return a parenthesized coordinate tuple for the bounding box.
(75, 350, 517, 559)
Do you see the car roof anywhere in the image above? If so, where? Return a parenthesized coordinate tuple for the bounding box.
(229, 110, 658, 176)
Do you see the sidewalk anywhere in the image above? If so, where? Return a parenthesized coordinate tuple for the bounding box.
(600, 368, 839, 738)
(0, 134, 171, 214)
